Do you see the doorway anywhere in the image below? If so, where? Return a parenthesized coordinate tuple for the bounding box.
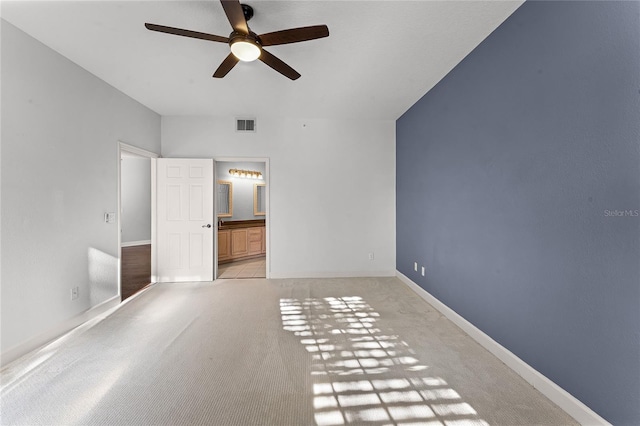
(118, 143, 159, 300)
(215, 159, 268, 279)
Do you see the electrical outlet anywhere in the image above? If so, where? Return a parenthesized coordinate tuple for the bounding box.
(421, 266, 425, 277)
(368, 252, 375, 261)
(71, 286, 79, 301)
(414, 262, 418, 271)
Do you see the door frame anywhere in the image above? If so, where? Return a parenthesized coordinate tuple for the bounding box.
(214, 157, 270, 279)
(117, 141, 160, 296)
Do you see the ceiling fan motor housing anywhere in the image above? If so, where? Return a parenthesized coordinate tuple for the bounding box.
(229, 31, 260, 47)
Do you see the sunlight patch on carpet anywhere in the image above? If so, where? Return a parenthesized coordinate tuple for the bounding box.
(280, 296, 489, 426)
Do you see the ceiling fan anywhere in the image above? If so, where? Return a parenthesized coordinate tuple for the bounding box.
(145, 0, 329, 80)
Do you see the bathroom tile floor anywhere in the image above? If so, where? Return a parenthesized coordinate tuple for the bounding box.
(217, 257, 266, 279)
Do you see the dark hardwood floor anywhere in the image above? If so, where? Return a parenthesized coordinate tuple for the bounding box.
(121, 244, 151, 301)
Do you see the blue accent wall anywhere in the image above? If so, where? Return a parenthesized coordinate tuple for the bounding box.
(396, 1, 640, 424)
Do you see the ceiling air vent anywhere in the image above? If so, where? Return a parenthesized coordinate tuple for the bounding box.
(236, 118, 256, 133)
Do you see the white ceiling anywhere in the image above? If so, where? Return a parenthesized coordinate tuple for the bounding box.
(1, 1, 523, 120)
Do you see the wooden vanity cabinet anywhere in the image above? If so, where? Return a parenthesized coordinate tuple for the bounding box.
(231, 229, 248, 257)
(217, 220, 265, 264)
(248, 228, 262, 256)
(218, 229, 232, 262)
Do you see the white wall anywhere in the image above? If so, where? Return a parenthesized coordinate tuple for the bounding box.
(162, 116, 396, 278)
(1, 21, 161, 356)
(121, 157, 151, 243)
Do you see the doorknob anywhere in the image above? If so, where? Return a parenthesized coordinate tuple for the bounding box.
(202, 224, 212, 228)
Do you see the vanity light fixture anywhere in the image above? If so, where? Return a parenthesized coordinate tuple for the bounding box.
(229, 168, 263, 180)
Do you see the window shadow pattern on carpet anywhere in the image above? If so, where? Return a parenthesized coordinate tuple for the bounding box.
(280, 296, 488, 426)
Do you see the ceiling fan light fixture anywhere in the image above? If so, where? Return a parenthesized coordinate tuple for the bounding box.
(230, 39, 261, 62)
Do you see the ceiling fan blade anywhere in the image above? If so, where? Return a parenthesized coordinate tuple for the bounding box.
(259, 25, 329, 47)
(220, 0, 249, 34)
(259, 49, 301, 80)
(213, 53, 240, 78)
(145, 23, 228, 43)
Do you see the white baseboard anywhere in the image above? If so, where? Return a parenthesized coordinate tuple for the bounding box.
(396, 271, 610, 426)
(0, 295, 120, 368)
(269, 270, 397, 279)
(121, 240, 151, 248)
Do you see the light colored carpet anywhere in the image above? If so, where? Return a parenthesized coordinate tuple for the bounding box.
(0, 277, 578, 425)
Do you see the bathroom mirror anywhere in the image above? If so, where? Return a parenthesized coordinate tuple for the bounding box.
(217, 180, 233, 218)
(254, 184, 266, 216)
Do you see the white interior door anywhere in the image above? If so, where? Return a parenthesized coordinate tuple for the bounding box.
(157, 159, 214, 282)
